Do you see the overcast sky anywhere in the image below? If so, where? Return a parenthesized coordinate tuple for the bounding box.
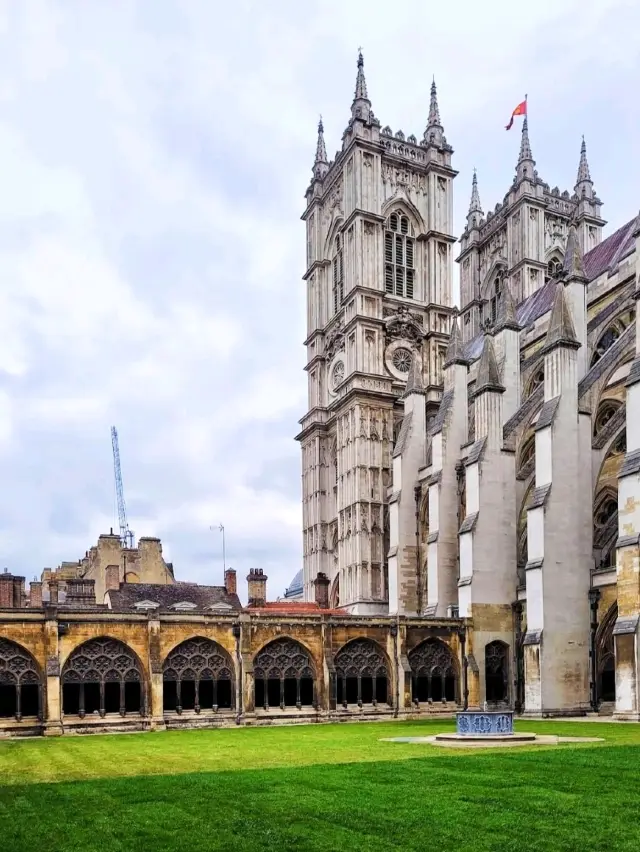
(0, 0, 638, 600)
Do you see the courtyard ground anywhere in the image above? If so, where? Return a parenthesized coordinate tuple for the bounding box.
(0, 719, 639, 851)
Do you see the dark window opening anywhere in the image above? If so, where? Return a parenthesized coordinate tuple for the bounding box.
(0, 685, 16, 718)
(104, 682, 120, 714)
(485, 641, 509, 703)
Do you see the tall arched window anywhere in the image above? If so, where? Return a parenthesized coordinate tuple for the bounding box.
(485, 641, 509, 703)
(596, 603, 617, 704)
(590, 312, 634, 367)
(332, 235, 344, 314)
(409, 639, 458, 704)
(490, 273, 504, 322)
(546, 256, 563, 282)
(61, 637, 144, 718)
(384, 212, 415, 299)
(335, 639, 390, 707)
(253, 639, 315, 710)
(0, 639, 42, 721)
(163, 638, 234, 714)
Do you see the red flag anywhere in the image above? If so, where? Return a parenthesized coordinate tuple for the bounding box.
(505, 99, 527, 130)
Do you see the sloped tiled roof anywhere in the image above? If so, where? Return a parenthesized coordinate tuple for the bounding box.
(107, 582, 241, 612)
(284, 569, 303, 597)
(583, 217, 636, 281)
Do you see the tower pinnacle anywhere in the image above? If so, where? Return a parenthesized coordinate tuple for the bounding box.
(468, 170, 482, 215)
(518, 116, 533, 164)
(422, 78, 445, 147)
(350, 50, 371, 122)
(313, 117, 328, 180)
(576, 136, 592, 186)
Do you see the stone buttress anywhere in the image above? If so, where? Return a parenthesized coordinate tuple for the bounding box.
(523, 280, 592, 714)
(457, 331, 517, 704)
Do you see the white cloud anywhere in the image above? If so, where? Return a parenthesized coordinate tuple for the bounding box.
(0, 0, 637, 598)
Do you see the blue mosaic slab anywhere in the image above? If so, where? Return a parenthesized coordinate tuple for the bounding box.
(456, 711, 514, 736)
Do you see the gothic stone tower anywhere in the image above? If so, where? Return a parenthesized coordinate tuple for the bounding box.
(296, 56, 457, 614)
(457, 121, 605, 344)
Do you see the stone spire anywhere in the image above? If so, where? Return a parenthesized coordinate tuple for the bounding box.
(444, 316, 468, 368)
(474, 334, 504, 395)
(542, 281, 580, 353)
(576, 136, 591, 185)
(401, 351, 425, 398)
(494, 282, 521, 333)
(423, 78, 445, 147)
(518, 116, 533, 165)
(313, 117, 328, 181)
(562, 223, 587, 282)
(351, 50, 371, 122)
(468, 170, 482, 215)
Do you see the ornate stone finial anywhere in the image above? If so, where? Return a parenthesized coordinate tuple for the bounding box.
(443, 316, 469, 368)
(427, 78, 442, 128)
(354, 49, 368, 102)
(562, 223, 587, 282)
(518, 116, 533, 165)
(494, 282, 521, 333)
(575, 136, 592, 187)
(474, 334, 505, 396)
(541, 281, 580, 354)
(402, 351, 426, 398)
(313, 116, 328, 180)
(468, 169, 483, 217)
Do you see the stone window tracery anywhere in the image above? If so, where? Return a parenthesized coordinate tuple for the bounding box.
(61, 637, 144, 718)
(590, 312, 634, 367)
(525, 366, 544, 399)
(409, 639, 458, 704)
(545, 256, 563, 282)
(335, 639, 390, 707)
(392, 347, 412, 373)
(518, 435, 535, 478)
(384, 212, 415, 299)
(163, 638, 234, 714)
(594, 493, 618, 569)
(0, 638, 42, 721)
(332, 234, 344, 314)
(594, 400, 621, 436)
(254, 638, 315, 710)
(485, 641, 509, 703)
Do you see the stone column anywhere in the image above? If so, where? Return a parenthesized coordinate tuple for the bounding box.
(147, 614, 165, 730)
(43, 605, 62, 736)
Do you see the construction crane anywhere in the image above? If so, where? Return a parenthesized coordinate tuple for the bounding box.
(111, 426, 134, 549)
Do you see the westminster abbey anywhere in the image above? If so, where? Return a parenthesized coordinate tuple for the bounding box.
(0, 53, 638, 738)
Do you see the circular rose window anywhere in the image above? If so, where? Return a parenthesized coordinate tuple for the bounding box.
(392, 347, 412, 373)
(331, 360, 345, 389)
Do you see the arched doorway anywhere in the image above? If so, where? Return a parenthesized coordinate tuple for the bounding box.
(408, 639, 458, 704)
(485, 641, 509, 703)
(253, 638, 315, 710)
(0, 638, 42, 721)
(61, 637, 144, 718)
(334, 639, 390, 707)
(163, 637, 234, 714)
(596, 603, 617, 706)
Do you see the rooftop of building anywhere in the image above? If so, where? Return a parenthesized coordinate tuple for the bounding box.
(107, 582, 242, 613)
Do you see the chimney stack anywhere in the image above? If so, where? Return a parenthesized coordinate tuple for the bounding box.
(48, 579, 59, 605)
(0, 570, 13, 608)
(105, 565, 120, 593)
(224, 568, 237, 596)
(247, 569, 267, 607)
(29, 581, 43, 608)
(65, 579, 96, 607)
(313, 572, 330, 609)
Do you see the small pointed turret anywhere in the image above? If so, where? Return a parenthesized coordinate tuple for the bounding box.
(515, 115, 535, 182)
(313, 117, 328, 181)
(351, 50, 371, 122)
(562, 223, 587, 282)
(401, 351, 425, 398)
(494, 282, 521, 333)
(444, 316, 469, 368)
(468, 170, 482, 215)
(541, 281, 580, 354)
(474, 334, 504, 395)
(576, 137, 591, 185)
(422, 78, 445, 147)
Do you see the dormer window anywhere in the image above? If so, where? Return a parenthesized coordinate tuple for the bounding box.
(208, 601, 234, 612)
(384, 213, 415, 299)
(133, 600, 159, 611)
(170, 601, 198, 611)
(332, 235, 344, 314)
(545, 256, 563, 283)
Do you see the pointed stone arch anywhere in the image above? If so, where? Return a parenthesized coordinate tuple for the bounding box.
(596, 601, 617, 705)
(593, 485, 619, 570)
(253, 637, 316, 710)
(61, 637, 145, 718)
(408, 638, 459, 704)
(0, 638, 43, 721)
(162, 637, 235, 714)
(381, 196, 425, 235)
(334, 638, 391, 707)
(323, 215, 344, 260)
(591, 310, 635, 367)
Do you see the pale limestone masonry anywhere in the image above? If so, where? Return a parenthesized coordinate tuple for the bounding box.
(297, 53, 640, 715)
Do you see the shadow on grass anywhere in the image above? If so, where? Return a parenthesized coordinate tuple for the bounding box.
(1, 744, 639, 852)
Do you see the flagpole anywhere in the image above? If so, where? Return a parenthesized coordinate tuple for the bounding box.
(210, 524, 226, 574)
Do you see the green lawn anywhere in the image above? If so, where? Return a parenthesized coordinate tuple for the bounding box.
(0, 719, 639, 851)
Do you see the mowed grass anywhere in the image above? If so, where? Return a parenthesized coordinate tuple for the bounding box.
(0, 719, 639, 851)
